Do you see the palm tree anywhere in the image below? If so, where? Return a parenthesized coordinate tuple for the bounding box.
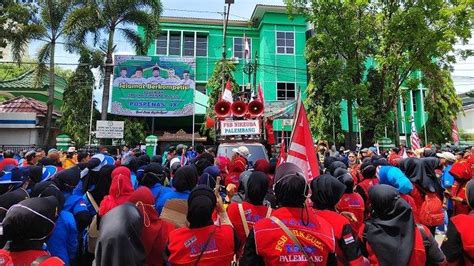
(66, 0, 162, 121)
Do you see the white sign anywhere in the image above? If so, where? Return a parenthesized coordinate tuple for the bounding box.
(220, 120, 261, 136)
(96, 120, 124, 139)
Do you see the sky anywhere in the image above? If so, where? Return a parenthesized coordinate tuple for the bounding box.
(26, 0, 473, 101)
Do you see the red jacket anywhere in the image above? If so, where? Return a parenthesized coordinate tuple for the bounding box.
(359, 224, 427, 266)
(448, 213, 474, 265)
(227, 202, 271, 252)
(0, 158, 18, 171)
(253, 207, 335, 266)
(0, 249, 64, 266)
(168, 224, 235, 266)
(451, 181, 470, 216)
(336, 193, 365, 233)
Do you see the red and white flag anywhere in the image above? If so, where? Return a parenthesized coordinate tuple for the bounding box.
(244, 37, 250, 63)
(222, 80, 233, 103)
(277, 131, 287, 167)
(451, 120, 460, 145)
(257, 83, 264, 105)
(410, 118, 421, 150)
(286, 96, 320, 180)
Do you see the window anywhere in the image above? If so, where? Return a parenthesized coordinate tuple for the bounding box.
(183, 33, 194, 56)
(276, 31, 294, 54)
(277, 82, 296, 100)
(196, 83, 206, 94)
(412, 90, 417, 112)
(156, 34, 167, 55)
(156, 31, 207, 57)
(169, 32, 181, 56)
(274, 131, 291, 148)
(233, 37, 251, 59)
(196, 34, 207, 56)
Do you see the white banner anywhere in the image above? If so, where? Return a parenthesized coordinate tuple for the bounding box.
(220, 120, 260, 136)
(96, 120, 124, 139)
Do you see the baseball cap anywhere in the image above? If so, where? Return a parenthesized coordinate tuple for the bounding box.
(361, 148, 369, 153)
(232, 146, 250, 158)
(436, 151, 456, 162)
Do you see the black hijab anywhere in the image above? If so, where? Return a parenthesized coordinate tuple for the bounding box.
(2, 196, 58, 251)
(310, 174, 346, 210)
(246, 171, 269, 206)
(31, 181, 65, 211)
(399, 157, 437, 193)
(139, 163, 167, 188)
(466, 179, 474, 209)
(0, 188, 29, 221)
(172, 165, 198, 192)
(327, 161, 347, 176)
(95, 203, 145, 266)
(90, 165, 115, 205)
(150, 155, 162, 164)
(334, 168, 355, 193)
(421, 157, 443, 195)
(53, 166, 81, 192)
(187, 185, 216, 228)
(274, 162, 307, 208)
(28, 166, 43, 184)
(365, 185, 415, 266)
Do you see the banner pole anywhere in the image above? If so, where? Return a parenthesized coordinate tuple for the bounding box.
(88, 85, 95, 148)
(192, 84, 196, 147)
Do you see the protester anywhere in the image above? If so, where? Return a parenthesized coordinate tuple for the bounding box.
(0, 150, 18, 171)
(359, 185, 445, 265)
(128, 187, 175, 266)
(311, 174, 365, 265)
(240, 162, 336, 265)
(448, 160, 473, 216)
(138, 162, 168, 207)
(94, 203, 145, 266)
(0, 196, 64, 265)
(441, 179, 474, 264)
(0, 188, 29, 221)
(227, 171, 272, 252)
(227, 147, 249, 187)
(166, 185, 238, 265)
(334, 168, 365, 233)
(156, 165, 198, 213)
(99, 166, 134, 216)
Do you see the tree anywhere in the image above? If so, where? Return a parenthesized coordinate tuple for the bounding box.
(60, 49, 101, 146)
(200, 60, 240, 139)
(287, 0, 472, 146)
(66, 0, 162, 121)
(0, 63, 34, 80)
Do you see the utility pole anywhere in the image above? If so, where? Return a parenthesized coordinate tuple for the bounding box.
(221, 1, 233, 93)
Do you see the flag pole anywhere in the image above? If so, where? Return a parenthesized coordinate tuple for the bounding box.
(290, 88, 302, 145)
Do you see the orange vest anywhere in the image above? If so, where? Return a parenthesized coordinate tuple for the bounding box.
(253, 207, 335, 265)
(167, 224, 235, 266)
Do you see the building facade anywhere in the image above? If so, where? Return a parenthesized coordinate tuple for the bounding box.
(139, 5, 308, 143)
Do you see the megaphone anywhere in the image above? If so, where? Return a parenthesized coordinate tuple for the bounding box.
(214, 100, 232, 118)
(231, 101, 248, 117)
(248, 100, 264, 117)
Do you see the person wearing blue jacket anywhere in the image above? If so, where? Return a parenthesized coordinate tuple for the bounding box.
(31, 181, 78, 266)
(138, 162, 168, 207)
(156, 165, 198, 213)
(374, 158, 413, 194)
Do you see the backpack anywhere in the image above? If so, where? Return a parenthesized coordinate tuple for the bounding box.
(418, 192, 444, 226)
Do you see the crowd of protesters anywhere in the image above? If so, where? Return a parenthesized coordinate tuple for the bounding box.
(0, 142, 472, 265)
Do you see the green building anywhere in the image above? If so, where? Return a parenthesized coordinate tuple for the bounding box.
(140, 5, 308, 143)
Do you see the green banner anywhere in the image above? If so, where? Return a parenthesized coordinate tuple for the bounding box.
(111, 55, 195, 117)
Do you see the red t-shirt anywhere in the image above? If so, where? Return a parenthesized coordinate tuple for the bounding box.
(336, 192, 365, 233)
(0, 249, 64, 266)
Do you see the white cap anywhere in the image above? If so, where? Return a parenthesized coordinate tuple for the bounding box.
(232, 146, 250, 158)
(436, 152, 456, 162)
(67, 147, 76, 153)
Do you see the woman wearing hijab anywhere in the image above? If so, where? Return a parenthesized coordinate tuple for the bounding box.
(447, 160, 473, 216)
(138, 163, 168, 207)
(360, 185, 445, 266)
(311, 174, 364, 265)
(136, 154, 151, 182)
(128, 187, 175, 266)
(166, 185, 238, 265)
(0, 196, 64, 265)
(441, 179, 474, 264)
(226, 155, 247, 187)
(99, 166, 134, 216)
(94, 203, 145, 266)
(227, 171, 272, 253)
(0, 187, 29, 221)
(198, 165, 221, 189)
(334, 168, 365, 233)
(32, 182, 78, 266)
(240, 162, 336, 266)
(355, 160, 380, 216)
(156, 165, 198, 213)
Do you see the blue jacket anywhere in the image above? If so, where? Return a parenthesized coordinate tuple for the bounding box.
(378, 165, 413, 194)
(441, 164, 454, 189)
(47, 210, 78, 265)
(155, 188, 190, 214)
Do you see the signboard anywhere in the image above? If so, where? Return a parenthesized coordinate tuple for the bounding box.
(220, 120, 261, 136)
(96, 120, 124, 139)
(111, 55, 196, 117)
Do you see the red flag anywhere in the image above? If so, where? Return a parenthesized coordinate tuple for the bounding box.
(277, 131, 287, 167)
(287, 97, 319, 180)
(222, 80, 233, 103)
(205, 116, 215, 129)
(452, 120, 460, 144)
(257, 83, 264, 105)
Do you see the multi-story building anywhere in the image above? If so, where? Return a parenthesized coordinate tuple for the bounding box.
(139, 5, 308, 144)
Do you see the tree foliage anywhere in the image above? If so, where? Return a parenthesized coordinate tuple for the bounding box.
(287, 0, 472, 146)
(200, 60, 241, 139)
(0, 63, 34, 80)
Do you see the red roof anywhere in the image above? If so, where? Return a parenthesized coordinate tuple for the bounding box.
(0, 96, 60, 118)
